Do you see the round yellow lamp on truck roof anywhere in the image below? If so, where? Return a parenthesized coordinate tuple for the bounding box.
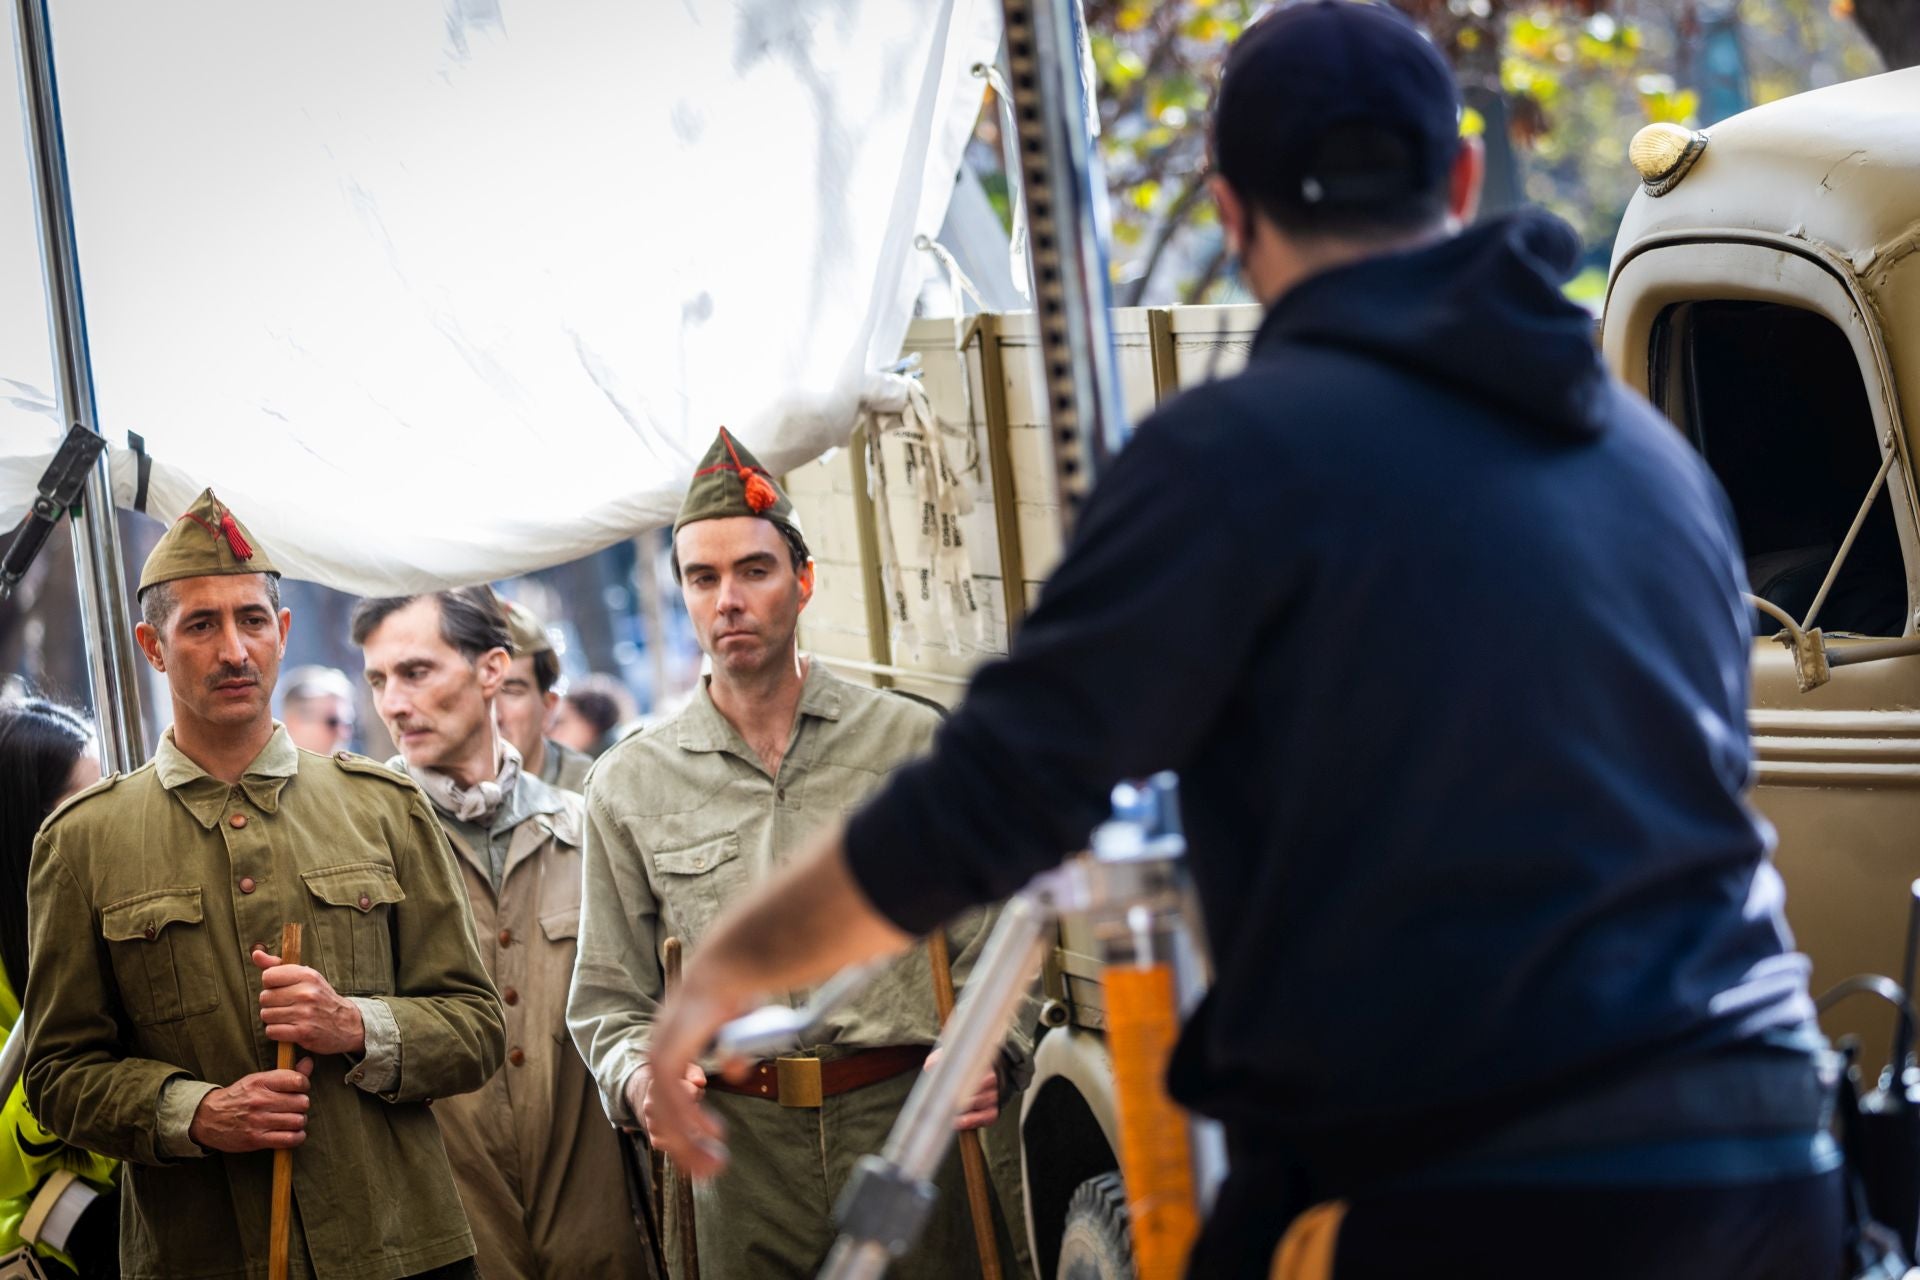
(1629, 122, 1709, 197)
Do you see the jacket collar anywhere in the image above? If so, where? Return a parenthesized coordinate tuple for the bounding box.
(156, 723, 299, 827)
(675, 655, 845, 757)
(437, 768, 580, 889)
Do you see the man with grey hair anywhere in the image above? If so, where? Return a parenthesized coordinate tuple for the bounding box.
(280, 664, 358, 755)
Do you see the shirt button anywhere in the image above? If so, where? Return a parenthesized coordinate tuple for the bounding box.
(502, 987, 519, 1007)
(508, 1047, 526, 1067)
(777, 787, 786, 802)
(229, 813, 248, 829)
(239, 877, 256, 894)
(143, 924, 156, 940)
(498, 928, 513, 948)
(358, 894, 372, 910)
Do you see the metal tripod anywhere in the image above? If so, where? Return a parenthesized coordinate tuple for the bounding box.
(711, 774, 1223, 1280)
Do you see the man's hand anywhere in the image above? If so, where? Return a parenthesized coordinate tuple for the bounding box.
(644, 972, 752, 1180)
(624, 1062, 710, 1146)
(646, 828, 914, 1178)
(188, 1058, 315, 1153)
(253, 947, 365, 1056)
(925, 1048, 1001, 1131)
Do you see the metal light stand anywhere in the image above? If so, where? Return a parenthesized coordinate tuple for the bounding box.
(11, 0, 147, 773)
(710, 776, 1208, 1280)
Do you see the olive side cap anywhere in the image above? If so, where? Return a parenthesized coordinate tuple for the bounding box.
(672, 427, 804, 540)
(504, 600, 553, 657)
(138, 488, 280, 592)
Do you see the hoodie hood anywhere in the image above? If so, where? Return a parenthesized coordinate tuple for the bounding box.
(1259, 210, 1609, 442)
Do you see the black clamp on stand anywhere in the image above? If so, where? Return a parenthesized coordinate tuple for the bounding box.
(715, 774, 1209, 1280)
(831, 1156, 938, 1261)
(1, 424, 106, 599)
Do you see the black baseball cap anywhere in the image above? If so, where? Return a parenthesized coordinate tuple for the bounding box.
(1212, 0, 1461, 214)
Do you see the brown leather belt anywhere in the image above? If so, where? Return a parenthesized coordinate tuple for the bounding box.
(707, 1045, 930, 1108)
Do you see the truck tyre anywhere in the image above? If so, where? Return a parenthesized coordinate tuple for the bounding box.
(1056, 1171, 1134, 1280)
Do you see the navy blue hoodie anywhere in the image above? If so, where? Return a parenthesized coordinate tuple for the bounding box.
(845, 211, 1814, 1177)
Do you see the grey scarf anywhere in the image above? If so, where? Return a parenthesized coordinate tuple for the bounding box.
(408, 737, 522, 824)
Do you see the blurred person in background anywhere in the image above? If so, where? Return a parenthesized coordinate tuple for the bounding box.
(278, 664, 357, 755)
(0, 698, 118, 1278)
(496, 603, 592, 794)
(549, 675, 633, 759)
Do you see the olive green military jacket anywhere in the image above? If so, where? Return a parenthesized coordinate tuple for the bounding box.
(23, 727, 506, 1280)
(568, 660, 1031, 1129)
(539, 738, 593, 795)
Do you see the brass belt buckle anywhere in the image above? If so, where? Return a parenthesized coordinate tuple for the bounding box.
(775, 1056, 824, 1108)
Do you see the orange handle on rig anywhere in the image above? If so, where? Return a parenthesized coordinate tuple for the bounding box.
(268, 922, 302, 1280)
(1104, 962, 1199, 1280)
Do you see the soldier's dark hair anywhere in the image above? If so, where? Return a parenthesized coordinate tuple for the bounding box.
(529, 648, 562, 696)
(138, 573, 282, 633)
(0, 697, 94, 991)
(669, 522, 812, 585)
(349, 586, 512, 663)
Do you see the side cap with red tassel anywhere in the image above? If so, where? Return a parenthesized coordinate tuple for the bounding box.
(138, 488, 281, 593)
(673, 427, 805, 542)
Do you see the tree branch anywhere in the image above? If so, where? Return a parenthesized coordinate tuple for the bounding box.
(1124, 171, 1211, 306)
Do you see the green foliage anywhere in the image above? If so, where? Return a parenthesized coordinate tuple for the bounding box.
(1018, 0, 1884, 307)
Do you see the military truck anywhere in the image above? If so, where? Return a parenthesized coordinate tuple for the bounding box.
(1606, 67, 1920, 1076)
(785, 64, 1920, 1280)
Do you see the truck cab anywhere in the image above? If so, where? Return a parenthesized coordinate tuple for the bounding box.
(1603, 67, 1920, 1072)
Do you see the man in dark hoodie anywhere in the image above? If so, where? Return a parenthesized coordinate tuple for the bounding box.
(640, 4, 1845, 1276)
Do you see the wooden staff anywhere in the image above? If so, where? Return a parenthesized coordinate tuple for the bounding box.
(927, 931, 1004, 1280)
(268, 922, 302, 1280)
(663, 938, 701, 1280)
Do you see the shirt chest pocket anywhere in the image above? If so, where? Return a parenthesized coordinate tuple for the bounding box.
(301, 863, 406, 995)
(100, 889, 221, 1025)
(537, 907, 580, 1042)
(650, 833, 744, 947)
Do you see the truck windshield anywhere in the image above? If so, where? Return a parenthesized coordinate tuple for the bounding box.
(1653, 299, 1908, 638)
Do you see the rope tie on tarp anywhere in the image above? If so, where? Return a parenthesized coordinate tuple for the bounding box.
(857, 369, 986, 660)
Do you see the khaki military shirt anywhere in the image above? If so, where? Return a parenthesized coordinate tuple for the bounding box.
(23, 727, 505, 1280)
(569, 660, 1029, 1128)
(410, 768, 650, 1278)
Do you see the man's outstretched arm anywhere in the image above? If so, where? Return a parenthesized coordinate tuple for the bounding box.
(644, 823, 910, 1176)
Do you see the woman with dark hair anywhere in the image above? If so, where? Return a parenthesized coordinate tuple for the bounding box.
(0, 698, 118, 1278)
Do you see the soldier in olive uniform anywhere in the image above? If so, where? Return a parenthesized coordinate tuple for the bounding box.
(495, 603, 592, 795)
(23, 490, 505, 1280)
(353, 587, 651, 1279)
(567, 430, 1030, 1280)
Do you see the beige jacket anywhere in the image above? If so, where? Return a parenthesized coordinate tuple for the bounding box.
(418, 768, 651, 1279)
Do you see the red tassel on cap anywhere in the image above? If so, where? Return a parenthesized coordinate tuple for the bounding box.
(219, 512, 254, 561)
(743, 472, 777, 514)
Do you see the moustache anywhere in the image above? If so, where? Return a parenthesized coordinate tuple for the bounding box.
(205, 664, 259, 691)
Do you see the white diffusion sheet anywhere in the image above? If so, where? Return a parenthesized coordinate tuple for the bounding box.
(0, 0, 996, 591)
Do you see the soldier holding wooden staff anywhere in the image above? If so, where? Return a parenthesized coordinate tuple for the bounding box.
(22, 490, 504, 1279)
